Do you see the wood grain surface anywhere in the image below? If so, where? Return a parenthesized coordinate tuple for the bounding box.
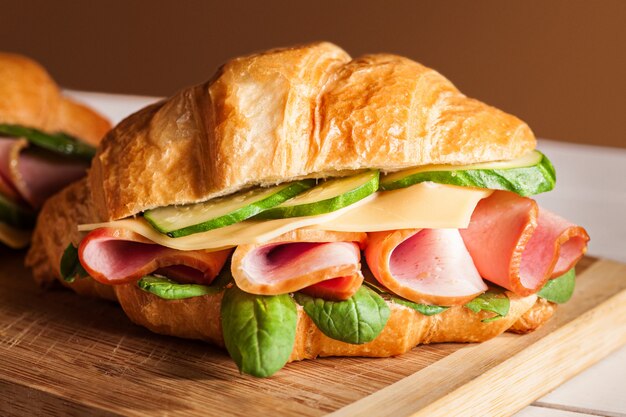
(1, 254, 625, 417)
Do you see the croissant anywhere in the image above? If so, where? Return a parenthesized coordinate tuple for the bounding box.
(28, 42, 583, 377)
(0, 53, 111, 248)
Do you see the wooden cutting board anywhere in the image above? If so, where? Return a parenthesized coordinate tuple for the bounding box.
(1, 253, 625, 417)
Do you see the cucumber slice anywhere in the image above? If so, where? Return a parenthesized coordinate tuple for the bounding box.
(380, 151, 555, 196)
(257, 170, 379, 219)
(0, 193, 35, 229)
(0, 124, 96, 160)
(144, 180, 314, 237)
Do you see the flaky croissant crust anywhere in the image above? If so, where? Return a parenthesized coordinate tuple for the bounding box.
(90, 42, 535, 221)
(115, 282, 549, 363)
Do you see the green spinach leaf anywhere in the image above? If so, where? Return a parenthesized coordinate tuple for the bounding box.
(293, 285, 390, 344)
(137, 276, 223, 300)
(362, 280, 448, 316)
(60, 243, 89, 283)
(390, 297, 449, 316)
(465, 289, 510, 323)
(538, 268, 575, 303)
(221, 286, 297, 377)
(137, 259, 234, 300)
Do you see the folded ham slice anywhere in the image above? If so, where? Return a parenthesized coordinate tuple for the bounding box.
(460, 191, 589, 295)
(231, 229, 367, 299)
(365, 228, 488, 306)
(0, 136, 88, 209)
(79, 227, 231, 285)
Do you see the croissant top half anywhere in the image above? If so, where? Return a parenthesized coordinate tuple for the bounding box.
(89, 42, 535, 221)
(0, 52, 111, 145)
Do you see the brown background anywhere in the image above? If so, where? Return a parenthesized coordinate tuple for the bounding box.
(2, 1, 625, 147)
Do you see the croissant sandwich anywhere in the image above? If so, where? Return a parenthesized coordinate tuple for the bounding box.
(26, 42, 589, 377)
(0, 53, 110, 248)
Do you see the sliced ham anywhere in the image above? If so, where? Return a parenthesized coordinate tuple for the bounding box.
(13, 144, 88, 209)
(365, 229, 488, 306)
(297, 275, 363, 301)
(0, 136, 88, 209)
(460, 191, 589, 295)
(231, 229, 367, 299)
(155, 265, 217, 285)
(78, 227, 231, 285)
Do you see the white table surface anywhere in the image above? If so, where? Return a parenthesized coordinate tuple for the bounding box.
(66, 90, 626, 417)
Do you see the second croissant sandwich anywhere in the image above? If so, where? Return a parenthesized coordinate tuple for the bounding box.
(0, 53, 110, 248)
(27, 42, 589, 377)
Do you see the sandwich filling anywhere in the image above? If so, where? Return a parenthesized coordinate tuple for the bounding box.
(0, 124, 95, 248)
(67, 150, 589, 377)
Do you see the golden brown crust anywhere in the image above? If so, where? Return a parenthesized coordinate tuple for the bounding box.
(90, 42, 535, 221)
(54, 98, 112, 146)
(25, 178, 116, 301)
(0, 52, 111, 143)
(508, 297, 557, 334)
(115, 284, 225, 347)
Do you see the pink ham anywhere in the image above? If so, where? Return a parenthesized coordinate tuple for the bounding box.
(365, 229, 487, 306)
(0, 136, 88, 209)
(15, 147, 88, 208)
(231, 229, 367, 299)
(78, 228, 231, 285)
(299, 275, 364, 301)
(460, 191, 589, 296)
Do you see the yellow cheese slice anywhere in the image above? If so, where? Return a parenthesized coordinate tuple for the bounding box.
(310, 182, 492, 232)
(78, 183, 490, 251)
(78, 196, 374, 251)
(0, 222, 31, 249)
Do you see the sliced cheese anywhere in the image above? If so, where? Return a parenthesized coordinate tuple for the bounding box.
(0, 222, 31, 249)
(78, 183, 490, 251)
(310, 182, 492, 232)
(78, 196, 375, 251)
